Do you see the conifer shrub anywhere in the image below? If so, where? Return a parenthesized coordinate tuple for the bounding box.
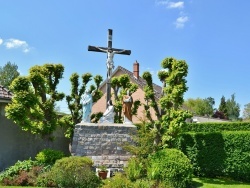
(48, 156, 100, 188)
(147, 148, 193, 188)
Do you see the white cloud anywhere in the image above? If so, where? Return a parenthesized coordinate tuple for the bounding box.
(156, 1, 184, 9)
(175, 16, 189, 28)
(4, 38, 30, 53)
(168, 1, 184, 9)
(0, 38, 3, 45)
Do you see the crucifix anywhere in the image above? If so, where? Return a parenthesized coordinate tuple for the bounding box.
(88, 29, 131, 107)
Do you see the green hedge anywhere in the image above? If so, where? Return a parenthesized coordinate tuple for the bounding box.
(175, 131, 250, 182)
(184, 122, 250, 132)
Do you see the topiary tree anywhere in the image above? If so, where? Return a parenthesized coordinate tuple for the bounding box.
(142, 57, 191, 148)
(6, 64, 65, 146)
(64, 73, 103, 140)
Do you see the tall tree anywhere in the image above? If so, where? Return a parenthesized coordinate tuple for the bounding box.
(183, 97, 215, 117)
(242, 103, 250, 121)
(142, 57, 191, 148)
(6, 64, 65, 146)
(226, 94, 240, 121)
(0, 62, 20, 89)
(218, 95, 227, 118)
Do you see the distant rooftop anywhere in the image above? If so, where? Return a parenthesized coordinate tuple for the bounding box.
(0, 85, 13, 102)
(100, 65, 162, 99)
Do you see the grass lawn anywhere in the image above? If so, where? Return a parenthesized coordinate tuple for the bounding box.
(1, 178, 250, 187)
(193, 177, 250, 188)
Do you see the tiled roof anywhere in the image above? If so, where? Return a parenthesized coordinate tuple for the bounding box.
(0, 85, 13, 100)
(100, 66, 162, 99)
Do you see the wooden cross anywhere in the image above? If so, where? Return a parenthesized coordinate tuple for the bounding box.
(88, 29, 131, 107)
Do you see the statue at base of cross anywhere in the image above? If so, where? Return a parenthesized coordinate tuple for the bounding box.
(81, 89, 95, 123)
(99, 100, 115, 123)
(123, 90, 133, 124)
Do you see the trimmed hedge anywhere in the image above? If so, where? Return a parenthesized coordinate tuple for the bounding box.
(175, 131, 250, 182)
(184, 122, 250, 132)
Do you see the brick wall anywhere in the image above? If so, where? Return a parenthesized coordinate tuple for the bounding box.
(92, 70, 158, 123)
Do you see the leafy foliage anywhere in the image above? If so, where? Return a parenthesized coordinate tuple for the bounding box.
(0, 61, 20, 89)
(1, 166, 44, 186)
(218, 95, 228, 119)
(125, 157, 144, 181)
(176, 131, 250, 182)
(212, 110, 227, 119)
(35, 148, 65, 165)
(0, 159, 38, 181)
(147, 148, 193, 188)
(183, 97, 215, 117)
(183, 122, 250, 132)
(111, 74, 140, 123)
(226, 94, 240, 121)
(49, 156, 100, 188)
(102, 172, 133, 188)
(65, 73, 103, 139)
(5, 64, 65, 143)
(142, 57, 191, 148)
(124, 123, 156, 159)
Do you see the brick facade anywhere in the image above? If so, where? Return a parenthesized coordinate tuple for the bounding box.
(92, 63, 161, 123)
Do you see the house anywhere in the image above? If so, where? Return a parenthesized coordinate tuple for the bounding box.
(0, 85, 12, 116)
(0, 85, 70, 170)
(92, 61, 162, 123)
(191, 115, 230, 123)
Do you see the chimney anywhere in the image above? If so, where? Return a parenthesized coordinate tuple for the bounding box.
(133, 61, 139, 78)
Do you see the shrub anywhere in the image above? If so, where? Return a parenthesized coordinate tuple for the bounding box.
(49, 156, 100, 188)
(184, 122, 250, 132)
(36, 170, 57, 187)
(35, 148, 65, 165)
(102, 172, 133, 188)
(1, 165, 43, 186)
(147, 148, 193, 188)
(125, 157, 144, 181)
(0, 159, 38, 182)
(132, 179, 162, 188)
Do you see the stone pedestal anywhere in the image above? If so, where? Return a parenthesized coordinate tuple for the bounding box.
(71, 123, 137, 168)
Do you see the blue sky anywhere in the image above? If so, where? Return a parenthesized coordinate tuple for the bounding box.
(1, 1, 250, 115)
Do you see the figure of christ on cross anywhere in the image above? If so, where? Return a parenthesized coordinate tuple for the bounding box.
(95, 48, 127, 78)
(88, 29, 131, 107)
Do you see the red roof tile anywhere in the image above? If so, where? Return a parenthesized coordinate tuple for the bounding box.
(0, 85, 13, 100)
